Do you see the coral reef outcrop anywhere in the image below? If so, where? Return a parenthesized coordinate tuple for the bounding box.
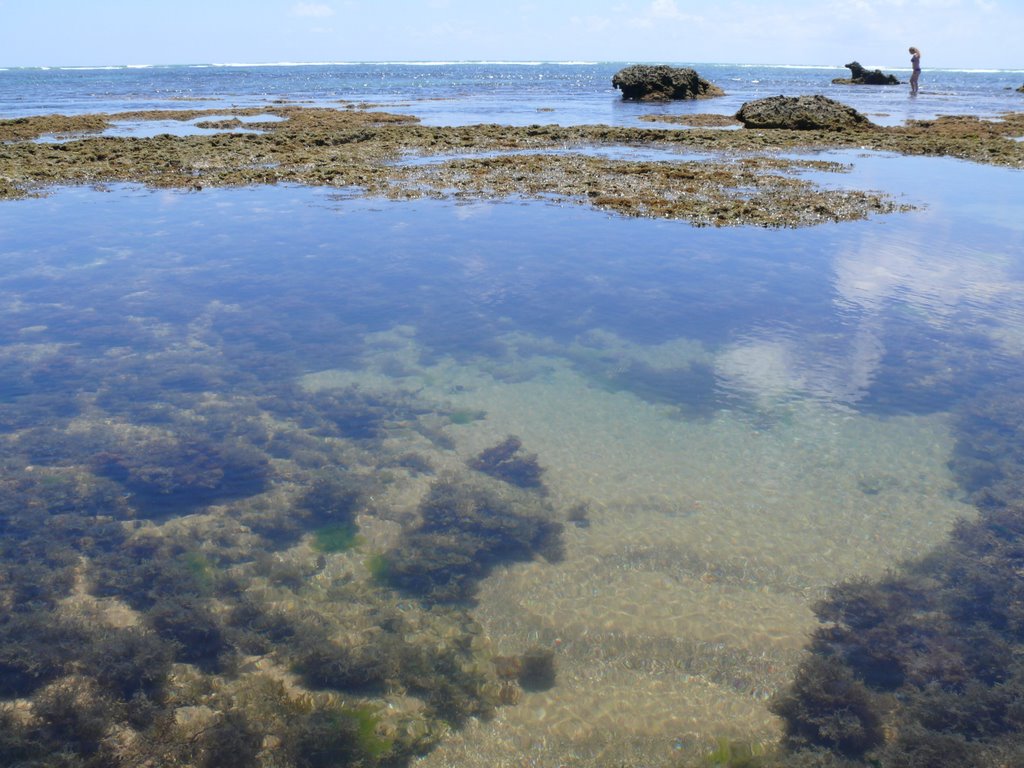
(611, 64, 724, 101)
(736, 94, 874, 130)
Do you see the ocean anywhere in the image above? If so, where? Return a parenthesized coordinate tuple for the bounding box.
(3, 61, 1024, 126)
(2, 62, 1024, 767)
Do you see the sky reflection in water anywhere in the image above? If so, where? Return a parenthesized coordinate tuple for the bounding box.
(2, 152, 1022, 422)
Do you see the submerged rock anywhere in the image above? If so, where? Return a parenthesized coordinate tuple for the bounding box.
(611, 64, 724, 101)
(735, 95, 874, 131)
(832, 61, 900, 85)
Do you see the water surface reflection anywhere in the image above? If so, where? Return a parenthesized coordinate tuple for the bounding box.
(1, 153, 1023, 765)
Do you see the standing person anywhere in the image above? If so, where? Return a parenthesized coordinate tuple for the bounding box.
(909, 47, 921, 95)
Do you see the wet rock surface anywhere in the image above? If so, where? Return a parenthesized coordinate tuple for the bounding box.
(735, 95, 874, 130)
(2, 104, 1024, 226)
(639, 113, 741, 127)
(611, 64, 725, 101)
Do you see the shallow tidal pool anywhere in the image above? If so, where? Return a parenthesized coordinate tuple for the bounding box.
(1, 151, 1023, 766)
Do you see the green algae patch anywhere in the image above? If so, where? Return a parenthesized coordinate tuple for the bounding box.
(449, 408, 486, 425)
(703, 736, 770, 767)
(182, 550, 217, 594)
(311, 521, 360, 553)
(344, 705, 395, 761)
(365, 552, 391, 583)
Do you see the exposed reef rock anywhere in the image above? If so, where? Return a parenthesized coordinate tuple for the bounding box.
(639, 112, 741, 127)
(611, 64, 724, 101)
(2, 106, 1024, 230)
(832, 61, 901, 85)
(736, 95, 875, 131)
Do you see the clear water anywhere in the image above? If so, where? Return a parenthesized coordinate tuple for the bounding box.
(3, 154, 1021, 424)
(2, 63, 1024, 765)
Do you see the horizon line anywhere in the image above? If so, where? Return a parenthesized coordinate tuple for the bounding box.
(3, 59, 1022, 73)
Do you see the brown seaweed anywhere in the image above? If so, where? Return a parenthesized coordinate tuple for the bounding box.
(379, 476, 563, 602)
(468, 435, 545, 489)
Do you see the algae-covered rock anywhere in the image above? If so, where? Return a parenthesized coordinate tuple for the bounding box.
(611, 64, 724, 101)
(736, 95, 874, 130)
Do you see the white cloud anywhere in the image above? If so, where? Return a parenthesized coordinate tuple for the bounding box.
(651, 0, 684, 18)
(627, 0, 703, 29)
(291, 2, 335, 18)
(571, 15, 613, 34)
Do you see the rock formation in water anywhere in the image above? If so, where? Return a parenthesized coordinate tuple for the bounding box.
(735, 95, 875, 130)
(832, 61, 900, 85)
(611, 64, 724, 101)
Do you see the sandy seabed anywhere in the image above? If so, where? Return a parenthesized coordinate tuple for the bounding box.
(302, 326, 973, 767)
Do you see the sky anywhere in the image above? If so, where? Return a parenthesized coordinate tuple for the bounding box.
(1, 0, 1021, 70)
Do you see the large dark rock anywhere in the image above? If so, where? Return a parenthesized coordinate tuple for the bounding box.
(611, 65, 724, 101)
(735, 95, 875, 131)
(832, 61, 900, 85)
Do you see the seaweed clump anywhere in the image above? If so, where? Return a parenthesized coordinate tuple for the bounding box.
(518, 646, 557, 691)
(770, 503, 1024, 767)
(236, 468, 368, 551)
(468, 435, 545, 489)
(763, 373, 1024, 767)
(91, 429, 270, 515)
(772, 654, 884, 757)
(379, 475, 564, 602)
(949, 372, 1024, 508)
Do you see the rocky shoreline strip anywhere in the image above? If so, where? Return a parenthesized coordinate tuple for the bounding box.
(2, 103, 1023, 226)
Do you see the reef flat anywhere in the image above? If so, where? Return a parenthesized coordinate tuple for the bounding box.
(2, 105, 1023, 226)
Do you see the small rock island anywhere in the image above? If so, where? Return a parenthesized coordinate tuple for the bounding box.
(832, 61, 901, 85)
(611, 64, 724, 101)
